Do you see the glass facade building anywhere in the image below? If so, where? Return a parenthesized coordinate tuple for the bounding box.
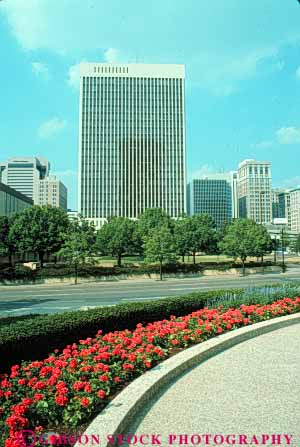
(0, 182, 33, 217)
(78, 63, 186, 228)
(188, 173, 237, 228)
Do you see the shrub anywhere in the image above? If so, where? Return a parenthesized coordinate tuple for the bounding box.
(2, 282, 300, 372)
(0, 288, 244, 371)
(1, 296, 300, 447)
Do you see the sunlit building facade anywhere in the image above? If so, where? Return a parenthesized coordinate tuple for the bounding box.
(78, 63, 186, 228)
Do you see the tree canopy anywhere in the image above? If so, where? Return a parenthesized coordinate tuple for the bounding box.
(9, 206, 69, 267)
(143, 225, 177, 280)
(58, 217, 96, 284)
(96, 217, 139, 266)
(219, 218, 272, 274)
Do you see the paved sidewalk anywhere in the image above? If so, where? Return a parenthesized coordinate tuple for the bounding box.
(128, 323, 300, 445)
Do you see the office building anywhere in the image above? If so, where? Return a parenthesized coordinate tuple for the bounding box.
(237, 159, 272, 224)
(67, 210, 79, 221)
(0, 157, 50, 201)
(290, 188, 300, 233)
(188, 172, 237, 228)
(0, 182, 33, 217)
(36, 175, 68, 210)
(272, 188, 291, 229)
(78, 63, 186, 228)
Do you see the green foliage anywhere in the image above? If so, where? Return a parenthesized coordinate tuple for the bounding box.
(144, 226, 177, 279)
(174, 217, 192, 261)
(291, 233, 300, 254)
(219, 218, 272, 273)
(179, 214, 217, 263)
(138, 208, 173, 239)
(58, 217, 96, 284)
(0, 288, 244, 371)
(2, 282, 300, 372)
(9, 206, 69, 267)
(0, 216, 14, 263)
(96, 217, 139, 266)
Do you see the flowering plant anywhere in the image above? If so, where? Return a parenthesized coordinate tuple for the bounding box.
(1, 297, 300, 447)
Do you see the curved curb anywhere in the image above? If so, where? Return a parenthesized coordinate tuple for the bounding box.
(76, 313, 300, 446)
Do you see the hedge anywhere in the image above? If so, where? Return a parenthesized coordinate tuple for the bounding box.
(0, 288, 245, 371)
(0, 260, 274, 281)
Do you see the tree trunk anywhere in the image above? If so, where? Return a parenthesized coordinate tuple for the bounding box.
(193, 252, 196, 264)
(274, 249, 277, 264)
(160, 260, 162, 281)
(8, 253, 13, 267)
(182, 255, 185, 263)
(261, 255, 264, 265)
(117, 253, 122, 267)
(39, 252, 44, 268)
(242, 259, 245, 276)
(74, 263, 78, 285)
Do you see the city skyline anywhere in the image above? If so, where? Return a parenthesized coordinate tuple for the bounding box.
(1, 1, 300, 209)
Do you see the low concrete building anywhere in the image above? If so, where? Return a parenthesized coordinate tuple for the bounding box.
(0, 182, 33, 217)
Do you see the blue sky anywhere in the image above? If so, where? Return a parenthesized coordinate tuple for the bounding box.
(1, 0, 300, 210)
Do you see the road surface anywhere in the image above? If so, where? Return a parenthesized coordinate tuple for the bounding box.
(0, 267, 300, 317)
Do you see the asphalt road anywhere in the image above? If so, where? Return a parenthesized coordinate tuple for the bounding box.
(1, 267, 300, 317)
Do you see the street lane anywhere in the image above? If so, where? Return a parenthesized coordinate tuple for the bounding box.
(0, 269, 300, 317)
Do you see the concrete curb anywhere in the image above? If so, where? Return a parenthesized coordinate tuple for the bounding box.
(76, 313, 300, 446)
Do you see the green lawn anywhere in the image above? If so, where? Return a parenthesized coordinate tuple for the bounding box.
(93, 253, 300, 267)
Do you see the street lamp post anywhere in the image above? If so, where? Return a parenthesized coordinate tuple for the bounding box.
(281, 227, 285, 272)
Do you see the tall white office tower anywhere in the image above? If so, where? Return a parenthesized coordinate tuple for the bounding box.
(78, 63, 186, 228)
(237, 159, 272, 224)
(0, 157, 50, 201)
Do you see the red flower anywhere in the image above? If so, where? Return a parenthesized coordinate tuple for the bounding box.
(99, 375, 109, 382)
(97, 390, 106, 399)
(80, 397, 90, 407)
(55, 395, 69, 406)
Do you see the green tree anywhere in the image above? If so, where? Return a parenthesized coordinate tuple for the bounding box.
(0, 216, 15, 265)
(138, 208, 173, 240)
(219, 218, 270, 275)
(96, 217, 138, 266)
(58, 218, 96, 284)
(174, 217, 190, 263)
(9, 205, 69, 267)
(144, 226, 177, 280)
(291, 233, 300, 254)
(182, 214, 216, 264)
(252, 224, 273, 262)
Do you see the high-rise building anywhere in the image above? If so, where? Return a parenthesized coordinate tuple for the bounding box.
(0, 182, 33, 217)
(187, 172, 237, 228)
(237, 159, 272, 224)
(290, 188, 300, 233)
(0, 157, 50, 201)
(78, 63, 186, 228)
(272, 188, 291, 229)
(36, 175, 68, 210)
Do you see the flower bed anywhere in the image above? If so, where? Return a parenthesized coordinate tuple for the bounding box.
(1, 297, 300, 447)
